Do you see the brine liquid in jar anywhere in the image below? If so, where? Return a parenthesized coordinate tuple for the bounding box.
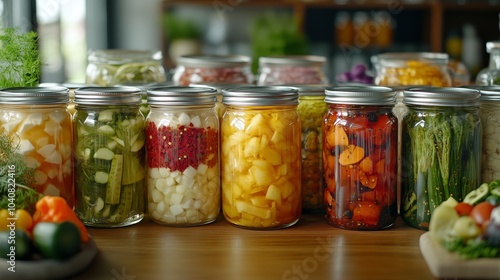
(323, 86, 398, 230)
(173, 55, 254, 86)
(73, 86, 146, 227)
(257, 55, 328, 86)
(221, 86, 302, 229)
(400, 87, 481, 230)
(0, 87, 74, 210)
(145, 86, 220, 226)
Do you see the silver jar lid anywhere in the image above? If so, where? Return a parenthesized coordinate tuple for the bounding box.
(0, 87, 69, 104)
(177, 55, 251, 68)
(403, 87, 480, 107)
(324, 86, 396, 105)
(147, 86, 217, 106)
(222, 86, 299, 106)
(259, 55, 326, 67)
(461, 85, 500, 101)
(376, 52, 449, 67)
(74, 86, 142, 105)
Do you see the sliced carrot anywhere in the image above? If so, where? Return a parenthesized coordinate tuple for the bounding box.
(358, 157, 373, 174)
(339, 144, 364, 166)
(351, 201, 381, 226)
(374, 159, 386, 175)
(325, 124, 348, 147)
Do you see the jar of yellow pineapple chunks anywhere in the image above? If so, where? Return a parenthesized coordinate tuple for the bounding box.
(221, 86, 302, 229)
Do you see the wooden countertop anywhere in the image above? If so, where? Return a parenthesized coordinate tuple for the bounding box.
(71, 214, 438, 280)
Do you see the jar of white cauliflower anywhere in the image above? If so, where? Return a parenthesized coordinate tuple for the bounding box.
(221, 86, 302, 229)
(145, 86, 220, 226)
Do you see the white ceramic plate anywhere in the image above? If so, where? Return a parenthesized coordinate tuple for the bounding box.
(0, 237, 97, 280)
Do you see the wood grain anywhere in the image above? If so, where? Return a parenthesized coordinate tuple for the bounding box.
(71, 215, 436, 280)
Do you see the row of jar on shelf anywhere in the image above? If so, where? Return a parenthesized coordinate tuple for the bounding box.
(83, 41, 500, 88)
(2, 80, 500, 231)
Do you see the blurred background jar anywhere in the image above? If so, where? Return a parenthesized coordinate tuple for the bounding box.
(476, 41, 500, 86)
(257, 55, 328, 85)
(291, 84, 328, 213)
(0, 87, 74, 210)
(145, 86, 220, 226)
(73, 86, 146, 227)
(221, 86, 302, 229)
(85, 49, 167, 86)
(172, 55, 253, 86)
(400, 87, 481, 230)
(323, 86, 398, 230)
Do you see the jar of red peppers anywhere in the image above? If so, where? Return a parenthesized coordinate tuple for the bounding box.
(293, 84, 328, 213)
(145, 86, 220, 226)
(400, 87, 481, 230)
(172, 55, 254, 86)
(0, 87, 74, 210)
(73, 87, 146, 227)
(221, 86, 302, 229)
(257, 55, 328, 86)
(323, 86, 398, 230)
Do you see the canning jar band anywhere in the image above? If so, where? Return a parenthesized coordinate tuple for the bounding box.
(222, 86, 299, 106)
(147, 86, 217, 106)
(324, 85, 396, 105)
(0, 86, 69, 104)
(461, 85, 500, 102)
(74, 86, 142, 105)
(403, 87, 480, 107)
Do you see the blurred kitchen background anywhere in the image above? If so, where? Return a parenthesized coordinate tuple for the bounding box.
(1, 0, 500, 84)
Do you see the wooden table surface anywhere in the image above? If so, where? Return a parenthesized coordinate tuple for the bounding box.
(70, 214, 439, 280)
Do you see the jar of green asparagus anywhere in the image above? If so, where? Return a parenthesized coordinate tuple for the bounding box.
(73, 86, 146, 227)
(400, 87, 482, 230)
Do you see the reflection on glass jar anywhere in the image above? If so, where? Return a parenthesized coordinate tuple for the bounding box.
(85, 49, 167, 86)
(173, 55, 254, 86)
(323, 86, 398, 230)
(257, 55, 328, 86)
(145, 86, 220, 226)
(0, 87, 74, 210)
(73, 87, 146, 227)
(400, 87, 481, 230)
(221, 86, 302, 229)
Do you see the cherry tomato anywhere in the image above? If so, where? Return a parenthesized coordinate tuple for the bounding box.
(15, 209, 34, 233)
(455, 202, 474, 216)
(470, 201, 495, 227)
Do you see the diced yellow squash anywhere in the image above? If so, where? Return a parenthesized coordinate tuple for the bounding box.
(235, 200, 271, 220)
(261, 147, 281, 166)
(265, 185, 282, 206)
(243, 137, 260, 158)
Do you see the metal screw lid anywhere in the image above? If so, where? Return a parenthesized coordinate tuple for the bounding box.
(147, 86, 217, 106)
(222, 86, 299, 106)
(403, 86, 480, 107)
(0, 87, 69, 104)
(74, 86, 142, 105)
(324, 86, 396, 105)
(461, 85, 500, 102)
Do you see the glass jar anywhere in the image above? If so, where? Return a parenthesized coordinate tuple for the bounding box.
(462, 85, 500, 183)
(221, 86, 302, 229)
(476, 41, 500, 85)
(374, 52, 452, 87)
(400, 87, 482, 230)
(0, 87, 74, 210)
(257, 55, 328, 85)
(85, 49, 167, 86)
(323, 86, 398, 230)
(145, 86, 220, 226)
(190, 83, 252, 119)
(73, 86, 146, 227)
(173, 55, 254, 86)
(293, 85, 328, 213)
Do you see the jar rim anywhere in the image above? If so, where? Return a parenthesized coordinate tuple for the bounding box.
(486, 41, 500, 52)
(177, 55, 251, 68)
(0, 87, 69, 104)
(222, 86, 299, 106)
(259, 55, 326, 66)
(147, 86, 217, 105)
(376, 52, 449, 67)
(461, 85, 500, 101)
(403, 86, 480, 107)
(324, 86, 396, 105)
(87, 49, 163, 64)
(74, 86, 142, 105)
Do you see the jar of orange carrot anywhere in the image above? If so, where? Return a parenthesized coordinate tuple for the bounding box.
(323, 86, 398, 230)
(0, 87, 74, 208)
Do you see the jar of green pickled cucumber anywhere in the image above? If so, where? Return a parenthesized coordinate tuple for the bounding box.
(292, 84, 328, 213)
(221, 86, 302, 229)
(145, 86, 220, 226)
(85, 49, 167, 86)
(73, 86, 146, 227)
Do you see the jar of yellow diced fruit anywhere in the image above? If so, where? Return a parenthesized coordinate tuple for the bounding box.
(0, 87, 74, 208)
(221, 86, 302, 229)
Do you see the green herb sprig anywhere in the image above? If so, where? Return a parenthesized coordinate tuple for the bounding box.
(0, 27, 42, 88)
